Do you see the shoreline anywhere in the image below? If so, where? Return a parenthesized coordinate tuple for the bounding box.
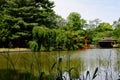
(0, 48, 31, 53)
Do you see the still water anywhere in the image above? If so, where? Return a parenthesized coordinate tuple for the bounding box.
(63, 49, 120, 80)
(0, 48, 120, 80)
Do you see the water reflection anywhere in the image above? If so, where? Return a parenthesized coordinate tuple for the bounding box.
(78, 49, 119, 80)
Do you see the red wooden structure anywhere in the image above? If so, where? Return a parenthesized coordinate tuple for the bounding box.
(84, 36, 90, 49)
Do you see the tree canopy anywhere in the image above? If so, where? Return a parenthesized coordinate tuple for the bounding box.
(67, 12, 87, 30)
(0, 0, 120, 50)
(0, 0, 57, 48)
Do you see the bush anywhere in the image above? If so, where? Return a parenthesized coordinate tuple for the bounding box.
(28, 41, 39, 52)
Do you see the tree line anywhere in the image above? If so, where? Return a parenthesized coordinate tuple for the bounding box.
(0, 0, 120, 51)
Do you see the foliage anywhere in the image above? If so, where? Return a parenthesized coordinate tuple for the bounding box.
(85, 29, 95, 44)
(0, 0, 120, 50)
(113, 25, 120, 42)
(96, 22, 113, 32)
(0, 0, 57, 48)
(91, 22, 114, 43)
(28, 41, 39, 52)
(67, 12, 87, 30)
(56, 29, 73, 50)
(87, 18, 101, 29)
(54, 15, 67, 28)
(32, 26, 48, 51)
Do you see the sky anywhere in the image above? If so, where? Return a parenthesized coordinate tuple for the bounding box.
(50, 0, 120, 24)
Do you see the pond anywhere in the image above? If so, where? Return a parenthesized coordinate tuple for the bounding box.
(0, 48, 120, 80)
(72, 49, 120, 80)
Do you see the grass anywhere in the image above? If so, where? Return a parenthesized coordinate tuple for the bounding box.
(0, 51, 83, 80)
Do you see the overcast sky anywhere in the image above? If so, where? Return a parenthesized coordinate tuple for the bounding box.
(50, 0, 120, 24)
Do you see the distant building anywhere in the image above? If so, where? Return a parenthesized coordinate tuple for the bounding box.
(98, 37, 117, 48)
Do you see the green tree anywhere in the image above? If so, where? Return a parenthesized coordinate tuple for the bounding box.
(32, 26, 49, 51)
(0, 14, 8, 47)
(87, 18, 101, 29)
(113, 25, 120, 42)
(5, 0, 55, 27)
(0, 0, 7, 11)
(54, 15, 67, 27)
(84, 29, 95, 44)
(72, 30, 85, 49)
(96, 22, 113, 32)
(112, 18, 120, 28)
(112, 18, 120, 42)
(67, 12, 87, 30)
(31, 26, 56, 51)
(92, 22, 114, 43)
(0, 0, 56, 48)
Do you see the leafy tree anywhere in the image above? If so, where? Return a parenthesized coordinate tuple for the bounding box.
(91, 22, 114, 43)
(113, 25, 120, 42)
(32, 26, 48, 51)
(84, 29, 94, 44)
(72, 30, 85, 49)
(5, 0, 56, 27)
(55, 29, 67, 50)
(0, 0, 7, 11)
(56, 29, 85, 50)
(67, 12, 87, 30)
(96, 22, 113, 32)
(87, 18, 101, 29)
(0, 0, 56, 48)
(28, 41, 39, 51)
(84, 19, 102, 44)
(112, 18, 120, 28)
(54, 15, 67, 27)
(31, 25, 56, 51)
(0, 14, 8, 47)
